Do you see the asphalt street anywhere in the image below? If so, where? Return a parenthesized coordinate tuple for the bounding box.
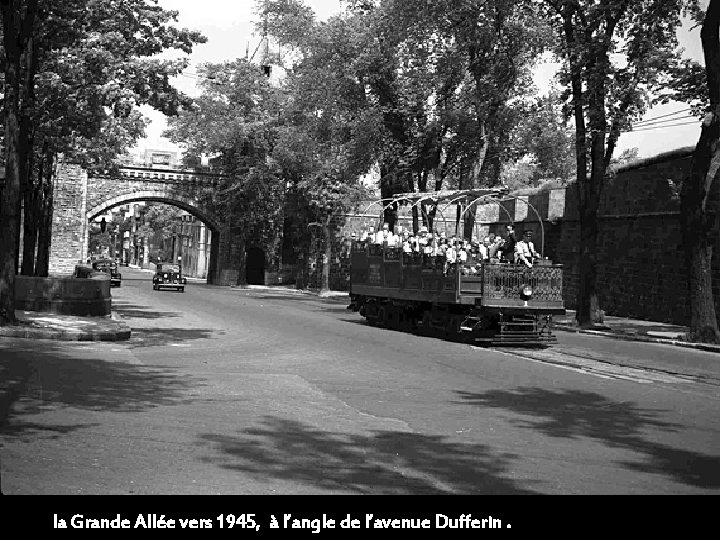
(1, 267, 719, 495)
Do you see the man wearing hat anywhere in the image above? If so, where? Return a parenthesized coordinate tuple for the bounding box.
(417, 225, 429, 248)
(515, 229, 541, 268)
(401, 229, 413, 253)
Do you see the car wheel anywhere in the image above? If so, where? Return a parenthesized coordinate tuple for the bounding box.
(179, 287, 185, 293)
(153, 284, 157, 290)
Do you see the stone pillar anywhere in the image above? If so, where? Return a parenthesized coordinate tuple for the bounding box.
(49, 162, 89, 276)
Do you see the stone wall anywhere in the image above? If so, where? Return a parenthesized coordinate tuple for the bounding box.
(305, 148, 719, 326)
(50, 161, 89, 276)
(15, 274, 111, 316)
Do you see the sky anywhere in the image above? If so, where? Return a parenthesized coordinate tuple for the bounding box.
(135, 0, 706, 160)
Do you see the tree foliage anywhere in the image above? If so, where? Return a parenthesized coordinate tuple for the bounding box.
(0, 0, 206, 324)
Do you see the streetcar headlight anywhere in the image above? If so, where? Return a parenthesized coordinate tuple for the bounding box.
(521, 285, 533, 298)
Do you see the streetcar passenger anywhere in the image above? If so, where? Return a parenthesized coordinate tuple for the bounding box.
(360, 227, 373, 244)
(402, 230, 413, 253)
(479, 237, 490, 260)
(489, 235, 503, 261)
(444, 241, 457, 275)
(437, 237, 448, 257)
(421, 228, 434, 255)
(501, 224, 518, 263)
(515, 229, 541, 268)
(458, 240, 468, 263)
(375, 223, 392, 245)
(417, 226, 429, 252)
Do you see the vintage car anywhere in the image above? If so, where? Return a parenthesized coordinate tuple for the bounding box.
(91, 259, 122, 287)
(153, 263, 186, 292)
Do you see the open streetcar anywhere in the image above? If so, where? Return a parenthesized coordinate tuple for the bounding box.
(347, 189, 565, 346)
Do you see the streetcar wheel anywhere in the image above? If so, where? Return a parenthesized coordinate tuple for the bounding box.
(444, 316, 462, 341)
(398, 310, 411, 333)
(375, 306, 385, 328)
(387, 306, 401, 331)
(421, 311, 433, 336)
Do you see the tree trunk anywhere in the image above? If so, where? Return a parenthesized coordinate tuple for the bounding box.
(463, 205, 477, 242)
(0, 15, 21, 323)
(35, 153, 54, 277)
(320, 220, 331, 293)
(21, 186, 37, 275)
(235, 236, 247, 286)
(563, 11, 604, 328)
(0, 114, 21, 323)
(680, 0, 720, 343)
(0, 0, 38, 323)
(411, 204, 419, 235)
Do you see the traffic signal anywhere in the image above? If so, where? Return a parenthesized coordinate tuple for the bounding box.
(100, 217, 107, 233)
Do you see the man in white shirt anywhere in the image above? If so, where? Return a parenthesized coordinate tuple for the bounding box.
(515, 230, 541, 268)
(375, 223, 392, 244)
(479, 237, 490, 260)
(361, 227, 374, 243)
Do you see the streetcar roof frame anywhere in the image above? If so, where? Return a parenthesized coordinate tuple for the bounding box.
(378, 187, 509, 207)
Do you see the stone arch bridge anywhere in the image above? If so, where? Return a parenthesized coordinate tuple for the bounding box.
(49, 160, 262, 285)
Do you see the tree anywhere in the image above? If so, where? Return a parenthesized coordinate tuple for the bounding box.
(507, 92, 576, 185)
(541, 0, 700, 327)
(0, 0, 39, 324)
(166, 58, 288, 285)
(260, 0, 546, 238)
(610, 147, 639, 167)
(675, 0, 720, 343)
(0, 0, 205, 324)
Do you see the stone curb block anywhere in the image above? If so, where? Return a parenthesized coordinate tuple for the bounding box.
(0, 308, 131, 342)
(0, 327, 131, 342)
(553, 324, 720, 354)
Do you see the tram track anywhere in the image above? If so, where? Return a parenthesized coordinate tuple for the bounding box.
(495, 345, 720, 387)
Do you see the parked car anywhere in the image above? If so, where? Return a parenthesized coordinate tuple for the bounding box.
(91, 259, 122, 287)
(153, 263, 186, 292)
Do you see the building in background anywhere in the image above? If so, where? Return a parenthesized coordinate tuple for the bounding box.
(157, 212, 211, 279)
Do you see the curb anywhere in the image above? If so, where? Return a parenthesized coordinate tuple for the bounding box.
(0, 325, 131, 342)
(0, 311, 131, 342)
(553, 324, 720, 354)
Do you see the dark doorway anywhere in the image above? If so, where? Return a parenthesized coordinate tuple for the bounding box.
(246, 247, 265, 285)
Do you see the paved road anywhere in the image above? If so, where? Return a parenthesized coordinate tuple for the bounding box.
(1, 268, 719, 495)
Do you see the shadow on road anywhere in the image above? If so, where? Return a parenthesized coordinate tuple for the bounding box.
(112, 300, 181, 320)
(0, 341, 203, 440)
(455, 387, 720, 489)
(197, 416, 537, 494)
(128, 327, 216, 348)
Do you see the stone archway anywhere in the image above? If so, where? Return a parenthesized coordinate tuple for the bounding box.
(49, 161, 252, 285)
(85, 194, 220, 281)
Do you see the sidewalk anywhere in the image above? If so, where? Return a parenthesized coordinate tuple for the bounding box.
(0, 310, 131, 342)
(553, 310, 720, 354)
